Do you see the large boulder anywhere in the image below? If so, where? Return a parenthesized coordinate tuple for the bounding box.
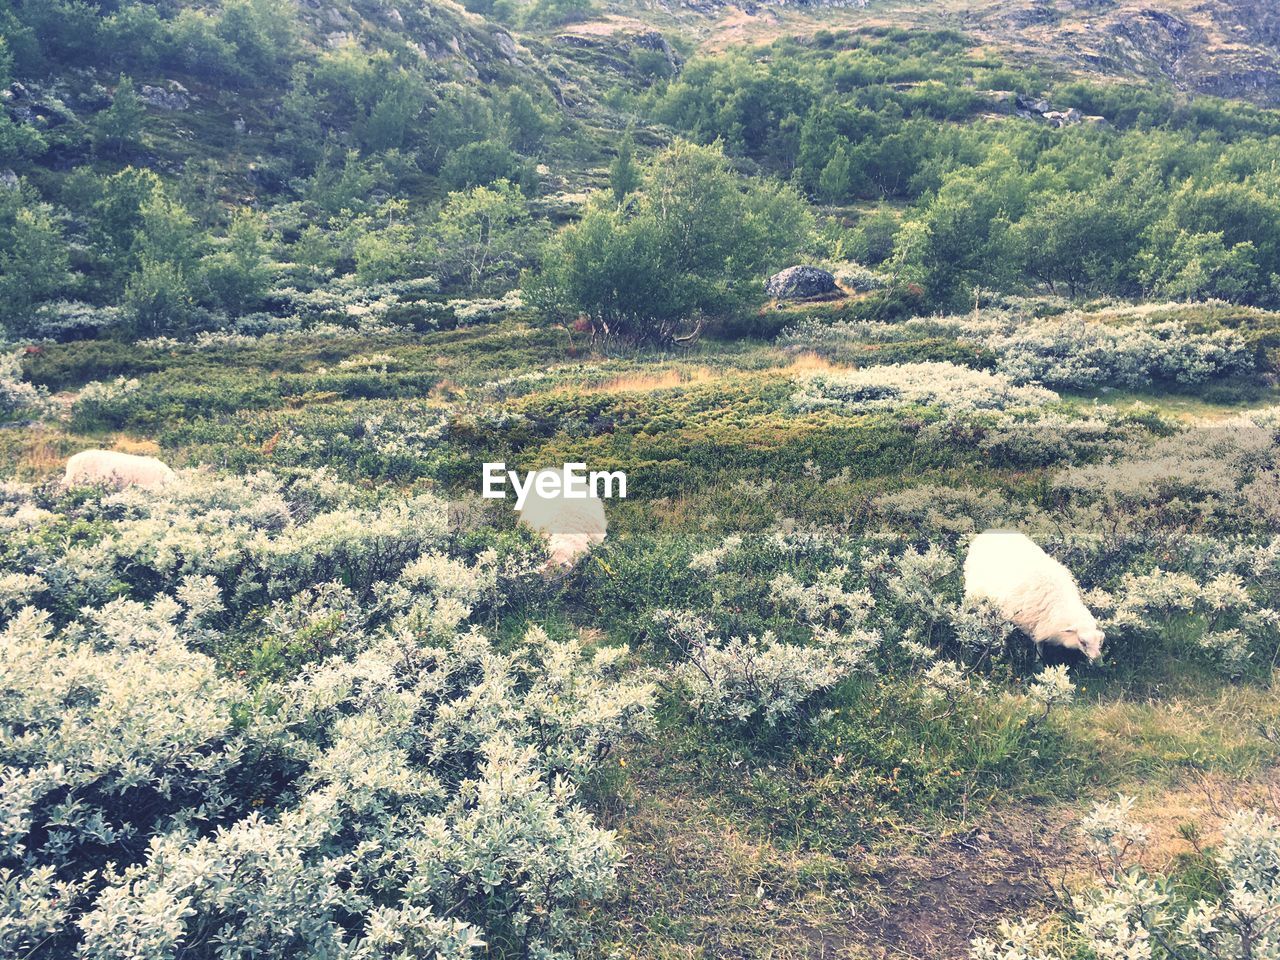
(766, 265, 838, 300)
(139, 81, 190, 111)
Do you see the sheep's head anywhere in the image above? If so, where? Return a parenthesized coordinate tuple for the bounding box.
(1029, 586, 1106, 662)
(1048, 621, 1105, 661)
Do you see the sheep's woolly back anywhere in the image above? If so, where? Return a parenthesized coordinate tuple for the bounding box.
(963, 530, 1102, 658)
(63, 449, 177, 492)
(517, 471, 607, 567)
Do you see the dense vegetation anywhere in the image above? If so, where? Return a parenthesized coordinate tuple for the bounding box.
(7, 6, 1280, 342)
(6, 1, 1280, 958)
(639, 30, 1280, 309)
(0, 0, 564, 341)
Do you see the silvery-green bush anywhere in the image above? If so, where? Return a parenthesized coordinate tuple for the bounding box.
(1, 596, 654, 959)
(0, 465, 654, 959)
(0, 349, 48, 421)
(987, 316, 1253, 389)
(971, 798, 1280, 960)
(790, 361, 1058, 417)
(657, 608, 878, 728)
(0, 471, 481, 615)
(782, 307, 1255, 390)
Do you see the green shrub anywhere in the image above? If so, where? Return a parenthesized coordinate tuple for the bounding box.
(526, 140, 812, 344)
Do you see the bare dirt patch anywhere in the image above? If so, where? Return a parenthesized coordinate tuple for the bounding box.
(597, 757, 1280, 960)
(852, 814, 1078, 960)
(596, 751, 1082, 960)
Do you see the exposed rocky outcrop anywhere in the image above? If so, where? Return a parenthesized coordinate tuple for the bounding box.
(766, 266, 838, 300)
(139, 81, 190, 111)
(984, 90, 1019, 114)
(2, 82, 79, 128)
(963, 0, 1280, 107)
(290, 0, 540, 86)
(492, 30, 522, 65)
(1105, 8, 1195, 77)
(553, 28, 683, 77)
(1003, 0, 1061, 28)
(1005, 94, 1104, 128)
(742, 0, 1280, 109)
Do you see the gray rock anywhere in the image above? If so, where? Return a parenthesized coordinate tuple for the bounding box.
(0, 169, 19, 191)
(765, 265, 838, 300)
(1042, 107, 1083, 127)
(1005, 0, 1061, 28)
(985, 90, 1018, 114)
(140, 81, 190, 111)
(493, 30, 519, 61)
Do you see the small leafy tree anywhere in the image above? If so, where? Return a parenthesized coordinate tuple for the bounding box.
(1009, 189, 1136, 298)
(608, 128, 640, 206)
(352, 199, 419, 284)
(202, 209, 273, 316)
(818, 139, 855, 203)
(439, 139, 535, 193)
(91, 75, 146, 158)
(429, 180, 532, 288)
(306, 145, 376, 215)
(425, 87, 494, 170)
(1138, 223, 1259, 302)
(301, 47, 425, 153)
(111, 188, 206, 334)
(136, 191, 202, 273)
(521, 0, 595, 28)
(0, 93, 45, 163)
(500, 88, 552, 154)
(122, 257, 196, 338)
(88, 167, 166, 298)
(215, 0, 299, 84)
(0, 187, 71, 335)
(526, 139, 812, 344)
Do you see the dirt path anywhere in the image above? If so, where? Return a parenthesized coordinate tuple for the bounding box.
(596, 763, 1280, 959)
(850, 816, 1075, 959)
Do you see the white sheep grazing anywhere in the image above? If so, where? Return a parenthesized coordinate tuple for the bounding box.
(963, 530, 1104, 661)
(62, 449, 177, 492)
(516, 471, 607, 569)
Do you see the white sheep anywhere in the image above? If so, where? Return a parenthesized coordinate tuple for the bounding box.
(963, 530, 1104, 661)
(516, 470, 607, 569)
(62, 449, 177, 492)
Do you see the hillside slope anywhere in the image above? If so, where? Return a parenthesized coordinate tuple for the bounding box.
(570, 0, 1280, 105)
